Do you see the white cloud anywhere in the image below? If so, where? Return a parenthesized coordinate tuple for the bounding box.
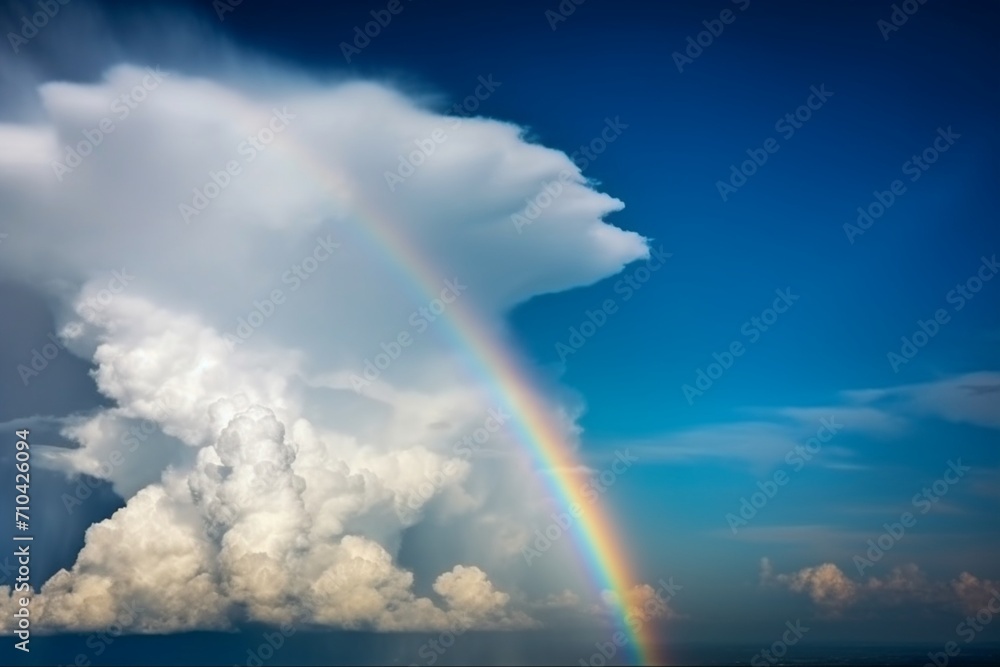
(629, 370, 999, 471)
(951, 572, 1000, 615)
(762, 558, 1000, 616)
(842, 371, 1000, 431)
(0, 11, 650, 634)
(767, 406, 906, 436)
(764, 559, 858, 613)
(631, 415, 859, 473)
(622, 583, 684, 622)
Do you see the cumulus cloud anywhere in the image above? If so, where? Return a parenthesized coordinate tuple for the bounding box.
(951, 572, 1000, 616)
(533, 589, 586, 611)
(764, 560, 858, 613)
(761, 558, 1000, 616)
(0, 6, 650, 634)
(621, 582, 684, 622)
(596, 580, 684, 624)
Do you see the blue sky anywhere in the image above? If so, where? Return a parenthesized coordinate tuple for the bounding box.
(0, 0, 998, 664)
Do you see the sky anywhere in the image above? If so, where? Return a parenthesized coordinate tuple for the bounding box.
(0, 0, 998, 665)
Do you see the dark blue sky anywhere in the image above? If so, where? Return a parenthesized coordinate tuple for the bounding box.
(1, 0, 998, 664)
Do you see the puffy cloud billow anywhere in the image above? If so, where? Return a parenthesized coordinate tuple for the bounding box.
(0, 6, 650, 634)
(761, 558, 1000, 617)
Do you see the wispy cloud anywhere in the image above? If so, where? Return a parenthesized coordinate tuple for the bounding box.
(624, 371, 1000, 471)
(842, 371, 1000, 430)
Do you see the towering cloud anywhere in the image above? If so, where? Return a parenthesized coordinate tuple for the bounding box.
(0, 6, 649, 633)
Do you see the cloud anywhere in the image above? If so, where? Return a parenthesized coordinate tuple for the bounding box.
(621, 583, 684, 622)
(628, 370, 999, 471)
(761, 558, 1000, 616)
(763, 559, 858, 613)
(632, 422, 803, 469)
(721, 524, 871, 545)
(841, 371, 1000, 430)
(967, 467, 1000, 501)
(630, 413, 860, 472)
(533, 589, 585, 610)
(767, 406, 906, 436)
(0, 7, 650, 634)
(951, 572, 1000, 616)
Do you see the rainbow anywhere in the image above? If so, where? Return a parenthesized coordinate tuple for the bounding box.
(218, 95, 661, 665)
(343, 185, 662, 667)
